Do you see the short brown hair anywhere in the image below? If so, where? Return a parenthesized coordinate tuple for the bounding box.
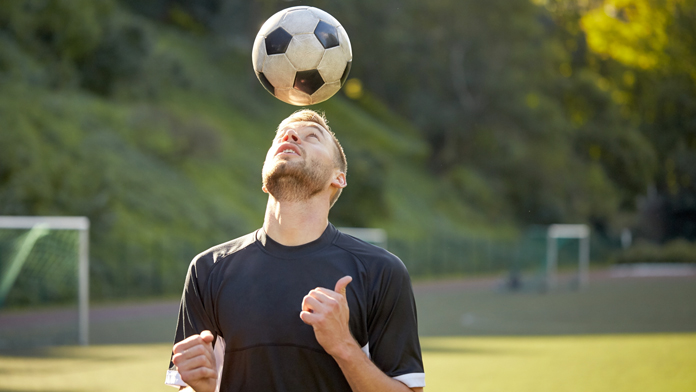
(277, 110, 347, 207)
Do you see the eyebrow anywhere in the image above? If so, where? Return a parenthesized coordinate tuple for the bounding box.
(305, 124, 328, 139)
(277, 123, 328, 140)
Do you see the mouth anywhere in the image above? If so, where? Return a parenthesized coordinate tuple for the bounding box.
(275, 143, 301, 157)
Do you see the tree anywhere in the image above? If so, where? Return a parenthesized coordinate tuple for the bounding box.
(579, 0, 696, 240)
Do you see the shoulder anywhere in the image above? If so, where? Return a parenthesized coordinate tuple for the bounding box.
(189, 231, 258, 273)
(333, 231, 408, 276)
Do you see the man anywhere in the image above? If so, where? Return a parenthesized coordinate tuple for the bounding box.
(165, 110, 425, 392)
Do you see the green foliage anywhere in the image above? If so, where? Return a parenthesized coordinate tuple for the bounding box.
(570, 0, 696, 240)
(0, 0, 112, 88)
(615, 239, 696, 264)
(0, 0, 154, 95)
(78, 18, 153, 95)
(0, 0, 110, 61)
(316, 0, 651, 225)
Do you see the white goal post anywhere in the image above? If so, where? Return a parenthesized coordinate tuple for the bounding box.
(0, 216, 90, 345)
(546, 224, 590, 290)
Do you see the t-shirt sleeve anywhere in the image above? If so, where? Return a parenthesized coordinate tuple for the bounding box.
(367, 255, 425, 388)
(165, 257, 221, 388)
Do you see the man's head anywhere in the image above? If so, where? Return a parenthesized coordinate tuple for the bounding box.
(262, 110, 347, 207)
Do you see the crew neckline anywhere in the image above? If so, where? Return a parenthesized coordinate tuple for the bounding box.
(256, 223, 338, 258)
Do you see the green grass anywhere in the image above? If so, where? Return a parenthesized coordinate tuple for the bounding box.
(421, 334, 696, 392)
(0, 344, 172, 392)
(0, 334, 694, 392)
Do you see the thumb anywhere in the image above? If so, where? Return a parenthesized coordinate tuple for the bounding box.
(200, 330, 215, 344)
(334, 275, 353, 296)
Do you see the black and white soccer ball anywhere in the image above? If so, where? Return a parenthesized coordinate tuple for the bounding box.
(252, 6, 352, 106)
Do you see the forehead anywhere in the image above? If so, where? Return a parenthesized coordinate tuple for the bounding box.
(276, 121, 329, 136)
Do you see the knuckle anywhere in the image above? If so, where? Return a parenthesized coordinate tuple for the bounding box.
(181, 366, 210, 382)
(180, 367, 192, 377)
(198, 356, 210, 368)
(181, 371, 195, 382)
(192, 367, 212, 379)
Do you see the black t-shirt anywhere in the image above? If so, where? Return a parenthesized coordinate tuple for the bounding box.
(166, 223, 425, 391)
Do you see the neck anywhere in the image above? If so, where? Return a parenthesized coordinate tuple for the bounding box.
(263, 195, 330, 246)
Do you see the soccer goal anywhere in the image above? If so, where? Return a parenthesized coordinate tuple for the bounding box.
(545, 224, 590, 291)
(0, 216, 89, 347)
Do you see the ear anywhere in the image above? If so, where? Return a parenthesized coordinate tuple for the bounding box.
(331, 171, 347, 189)
(262, 185, 269, 194)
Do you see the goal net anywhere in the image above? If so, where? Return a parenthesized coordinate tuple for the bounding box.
(0, 216, 89, 349)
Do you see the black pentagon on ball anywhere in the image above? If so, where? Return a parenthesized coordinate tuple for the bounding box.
(294, 69, 325, 95)
(314, 21, 339, 49)
(265, 27, 293, 55)
(257, 72, 275, 95)
(340, 61, 352, 86)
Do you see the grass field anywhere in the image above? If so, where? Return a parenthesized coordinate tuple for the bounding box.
(0, 274, 694, 391)
(422, 334, 696, 392)
(0, 334, 694, 392)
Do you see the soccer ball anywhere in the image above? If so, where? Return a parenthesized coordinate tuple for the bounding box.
(252, 6, 352, 106)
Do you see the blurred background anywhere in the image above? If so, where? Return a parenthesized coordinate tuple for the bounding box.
(0, 0, 694, 391)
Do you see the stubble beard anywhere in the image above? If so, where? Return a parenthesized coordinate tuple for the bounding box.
(262, 157, 332, 202)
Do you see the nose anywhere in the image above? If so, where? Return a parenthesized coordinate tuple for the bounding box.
(282, 129, 300, 143)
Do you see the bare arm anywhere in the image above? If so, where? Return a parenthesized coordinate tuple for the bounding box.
(332, 342, 423, 392)
(300, 276, 423, 392)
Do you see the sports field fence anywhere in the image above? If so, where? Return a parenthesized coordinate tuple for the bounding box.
(391, 226, 619, 287)
(0, 224, 621, 306)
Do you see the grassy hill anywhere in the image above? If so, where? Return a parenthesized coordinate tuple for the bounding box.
(0, 1, 513, 300)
